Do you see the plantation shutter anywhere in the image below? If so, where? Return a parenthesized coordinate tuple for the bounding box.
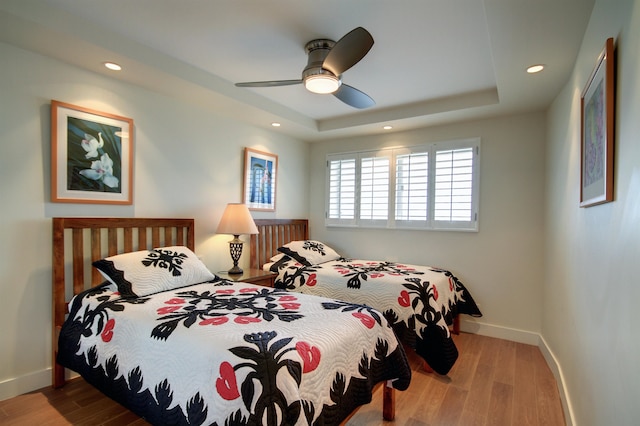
(433, 145, 477, 229)
(395, 150, 429, 223)
(327, 156, 356, 224)
(359, 154, 390, 222)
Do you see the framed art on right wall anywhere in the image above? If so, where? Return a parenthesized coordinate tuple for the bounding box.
(580, 37, 615, 207)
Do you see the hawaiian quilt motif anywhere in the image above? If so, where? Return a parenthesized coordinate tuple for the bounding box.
(277, 240, 341, 266)
(57, 279, 411, 425)
(141, 247, 189, 276)
(267, 257, 482, 374)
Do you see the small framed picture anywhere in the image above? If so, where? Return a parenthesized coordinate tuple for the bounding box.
(51, 100, 134, 204)
(580, 38, 615, 207)
(243, 148, 277, 211)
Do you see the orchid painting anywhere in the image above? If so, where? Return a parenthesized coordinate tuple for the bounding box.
(66, 117, 122, 193)
(51, 100, 133, 204)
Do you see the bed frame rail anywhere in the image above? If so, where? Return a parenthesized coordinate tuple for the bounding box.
(52, 217, 195, 388)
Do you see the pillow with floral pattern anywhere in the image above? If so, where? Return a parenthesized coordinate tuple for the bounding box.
(277, 240, 340, 266)
(92, 246, 215, 298)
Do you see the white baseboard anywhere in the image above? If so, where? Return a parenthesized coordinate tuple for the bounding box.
(0, 368, 50, 402)
(459, 318, 540, 345)
(0, 367, 81, 402)
(538, 335, 575, 426)
(460, 319, 574, 426)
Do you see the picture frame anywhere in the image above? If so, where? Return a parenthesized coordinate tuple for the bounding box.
(243, 148, 277, 211)
(51, 100, 134, 204)
(580, 38, 615, 207)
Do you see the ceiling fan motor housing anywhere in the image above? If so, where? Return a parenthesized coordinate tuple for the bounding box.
(302, 39, 342, 88)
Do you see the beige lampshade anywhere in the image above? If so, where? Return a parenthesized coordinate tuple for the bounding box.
(216, 203, 259, 236)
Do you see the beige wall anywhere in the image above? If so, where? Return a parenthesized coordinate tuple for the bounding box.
(0, 41, 309, 400)
(308, 112, 547, 337)
(544, 0, 640, 424)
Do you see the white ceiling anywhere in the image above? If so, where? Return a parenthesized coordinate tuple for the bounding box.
(0, 0, 594, 142)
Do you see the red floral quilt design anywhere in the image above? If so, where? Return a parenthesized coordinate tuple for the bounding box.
(57, 278, 411, 425)
(268, 258, 482, 374)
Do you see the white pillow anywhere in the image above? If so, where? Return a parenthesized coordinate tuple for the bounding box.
(277, 240, 340, 266)
(92, 246, 215, 297)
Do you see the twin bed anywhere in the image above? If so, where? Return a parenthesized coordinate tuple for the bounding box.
(53, 218, 409, 425)
(53, 217, 481, 425)
(250, 219, 482, 376)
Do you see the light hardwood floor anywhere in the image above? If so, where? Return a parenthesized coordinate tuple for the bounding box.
(0, 333, 565, 425)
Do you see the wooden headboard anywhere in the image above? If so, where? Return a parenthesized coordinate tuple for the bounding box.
(249, 219, 308, 270)
(52, 217, 195, 388)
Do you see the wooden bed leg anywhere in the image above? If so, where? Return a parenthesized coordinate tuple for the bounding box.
(52, 326, 65, 388)
(382, 380, 395, 421)
(452, 315, 460, 335)
(422, 359, 434, 373)
(52, 362, 65, 389)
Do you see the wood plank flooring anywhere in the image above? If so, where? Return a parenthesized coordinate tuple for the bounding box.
(0, 333, 565, 425)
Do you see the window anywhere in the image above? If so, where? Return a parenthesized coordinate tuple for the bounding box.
(325, 138, 480, 231)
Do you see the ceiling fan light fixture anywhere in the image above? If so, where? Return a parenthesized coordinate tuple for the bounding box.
(304, 74, 341, 94)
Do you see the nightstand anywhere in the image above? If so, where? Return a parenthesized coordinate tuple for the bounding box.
(218, 268, 277, 287)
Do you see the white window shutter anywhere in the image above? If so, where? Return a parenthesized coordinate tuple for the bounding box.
(326, 156, 356, 225)
(395, 151, 429, 222)
(359, 155, 390, 222)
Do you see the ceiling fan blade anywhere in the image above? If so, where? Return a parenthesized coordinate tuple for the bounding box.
(333, 84, 375, 109)
(235, 79, 302, 88)
(323, 27, 374, 76)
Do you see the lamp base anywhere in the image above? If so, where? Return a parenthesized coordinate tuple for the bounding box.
(227, 265, 243, 275)
(228, 236, 244, 275)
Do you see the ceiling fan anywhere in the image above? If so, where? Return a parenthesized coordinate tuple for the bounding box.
(235, 27, 375, 109)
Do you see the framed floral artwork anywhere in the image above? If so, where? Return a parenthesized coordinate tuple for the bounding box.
(580, 38, 615, 207)
(243, 148, 277, 211)
(51, 100, 134, 204)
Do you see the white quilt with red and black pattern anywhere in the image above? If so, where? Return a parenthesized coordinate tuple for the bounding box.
(57, 278, 411, 425)
(266, 257, 482, 375)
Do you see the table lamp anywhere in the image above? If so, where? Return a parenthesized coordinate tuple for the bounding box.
(216, 203, 259, 274)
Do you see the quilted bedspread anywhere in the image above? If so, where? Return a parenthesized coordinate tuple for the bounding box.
(267, 257, 482, 375)
(57, 278, 411, 425)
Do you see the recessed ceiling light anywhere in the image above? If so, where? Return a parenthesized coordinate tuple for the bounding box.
(103, 62, 122, 71)
(526, 64, 545, 74)
(383, 125, 393, 130)
(271, 122, 281, 127)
